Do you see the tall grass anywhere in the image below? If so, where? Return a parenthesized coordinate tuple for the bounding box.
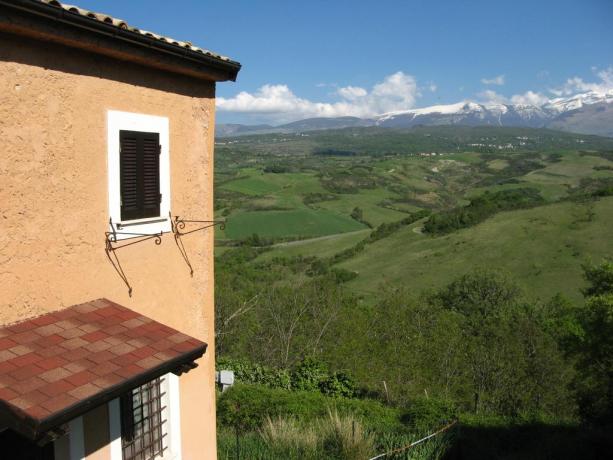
(217, 408, 454, 459)
(259, 416, 319, 458)
(321, 408, 375, 459)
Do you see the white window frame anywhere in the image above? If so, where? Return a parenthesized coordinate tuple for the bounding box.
(109, 373, 182, 460)
(107, 110, 171, 239)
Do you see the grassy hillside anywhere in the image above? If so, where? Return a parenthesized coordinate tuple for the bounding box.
(222, 208, 365, 240)
(337, 198, 613, 303)
(214, 126, 613, 459)
(215, 126, 613, 299)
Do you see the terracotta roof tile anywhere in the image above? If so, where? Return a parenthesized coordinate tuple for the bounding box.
(7, 345, 30, 357)
(16, 376, 47, 395)
(0, 350, 17, 362)
(41, 394, 78, 413)
(0, 387, 19, 401)
(12, 331, 41, 344)
(0, 298, 206, 440)
(90, 361, 120, 377)
(93, 373, 123, 389)
(9, 352, 43, 368)
(0, 361, 17, 375)
(36, 1, 238, 65)
(40, 367, 72, 383)
(36, 356, 68, 371)
(65, 370, 96, 387)
(39, 380, 75, 398)
(64, 359, 95, 374)
(0, 338, 17, 350)
(13, 364, 43, 381)
(37, 345, 67, 358)
(82, 331, 108, 343)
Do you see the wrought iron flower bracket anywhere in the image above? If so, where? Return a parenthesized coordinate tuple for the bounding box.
(104, 218, 164, 296)
(170, 212, 225, 276)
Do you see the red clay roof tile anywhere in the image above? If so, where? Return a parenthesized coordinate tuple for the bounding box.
(0, 338, 18, 350)
(0, 298, 206, 440)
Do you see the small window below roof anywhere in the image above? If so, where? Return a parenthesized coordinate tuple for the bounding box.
(120, 377, 167, 460)
(107, 111, 171, 239)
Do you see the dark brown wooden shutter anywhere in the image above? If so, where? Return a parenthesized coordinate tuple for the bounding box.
(120, 130, 161, 221)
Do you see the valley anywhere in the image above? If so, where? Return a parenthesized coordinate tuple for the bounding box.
(214, 125, 613, 458)
(215, 126, 613, 303)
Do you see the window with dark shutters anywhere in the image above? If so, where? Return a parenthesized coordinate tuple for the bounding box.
(119, 130, 161, 221)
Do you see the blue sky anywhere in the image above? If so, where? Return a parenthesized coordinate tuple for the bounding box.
(75, 0, 613, 124)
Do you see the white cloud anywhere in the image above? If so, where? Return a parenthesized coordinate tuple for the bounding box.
(217, 71, 420, 123)
(481, 75, 505, 86)
(550, 66, 613, 96)
(337, 86, 367, 100)
(478, 89, 548, 107)
(477, 89, 507, 105)
(428, 82, 437, 92)
(510, 90, 549, 106)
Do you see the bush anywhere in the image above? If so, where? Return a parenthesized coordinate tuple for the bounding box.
(218, 357, 357, 397)
(400, 397, 458, 434)
(217, 357, 291, 390)
(291, 357, 329, 392)
(217, 384, 403, 432)
(319, 372, 358, 398)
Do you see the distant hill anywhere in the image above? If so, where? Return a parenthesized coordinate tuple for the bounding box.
(281, 116, 374, 131)
(215, 123, 276, 137)
(547, 102, 613, 137)
(216, 90, 613, 138)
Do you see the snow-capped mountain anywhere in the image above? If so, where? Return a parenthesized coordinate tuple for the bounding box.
(373, 90, 613, 131)
(544, 89, 613, 114)
(216, 90, 613, 138)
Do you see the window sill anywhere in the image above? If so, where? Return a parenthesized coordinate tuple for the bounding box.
(110, 216, 171, 240)
(117, 216, 168, 229)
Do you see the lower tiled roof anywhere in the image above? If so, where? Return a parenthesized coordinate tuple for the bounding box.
(0, 299, 206, 440)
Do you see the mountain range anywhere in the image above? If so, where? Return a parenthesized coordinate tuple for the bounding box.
(216, 90, 613, 138)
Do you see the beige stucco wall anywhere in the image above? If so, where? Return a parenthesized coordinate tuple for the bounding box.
(0, 32, 218, 459)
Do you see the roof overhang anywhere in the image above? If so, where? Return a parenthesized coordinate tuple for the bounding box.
(0, 299, 207, 442)
(0, 0, 241, 82)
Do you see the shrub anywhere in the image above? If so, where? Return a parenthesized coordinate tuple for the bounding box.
(217, 357, 292, 390)
(319, 371, 357, 398)
(291, 357, 329, 392)
(401, 397, 458, 434)
(217, 384, 403, 432)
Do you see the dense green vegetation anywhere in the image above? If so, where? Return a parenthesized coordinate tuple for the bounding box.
(422, 188, 544, 234)
(214, 126, 613, 458)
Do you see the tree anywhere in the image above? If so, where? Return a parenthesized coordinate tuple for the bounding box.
(573, 260, 613, 423)
(257, 277, 345, 367)
(582, 260, 613, 297)
(350, 207, 363, 222)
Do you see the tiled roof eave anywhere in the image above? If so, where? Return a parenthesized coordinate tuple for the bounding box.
(36, 344, 205, 439)
(0, 344, 205, 441)
(0, 0, 241, 82)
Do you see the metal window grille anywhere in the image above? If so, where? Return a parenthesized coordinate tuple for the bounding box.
(120, 377, 167, 460)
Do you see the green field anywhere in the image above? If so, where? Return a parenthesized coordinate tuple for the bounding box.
(256, 229, 371, 262)
(215, 126, 613, 299)
(337, 198, 613, 303)
(222, 208, 366, 240)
